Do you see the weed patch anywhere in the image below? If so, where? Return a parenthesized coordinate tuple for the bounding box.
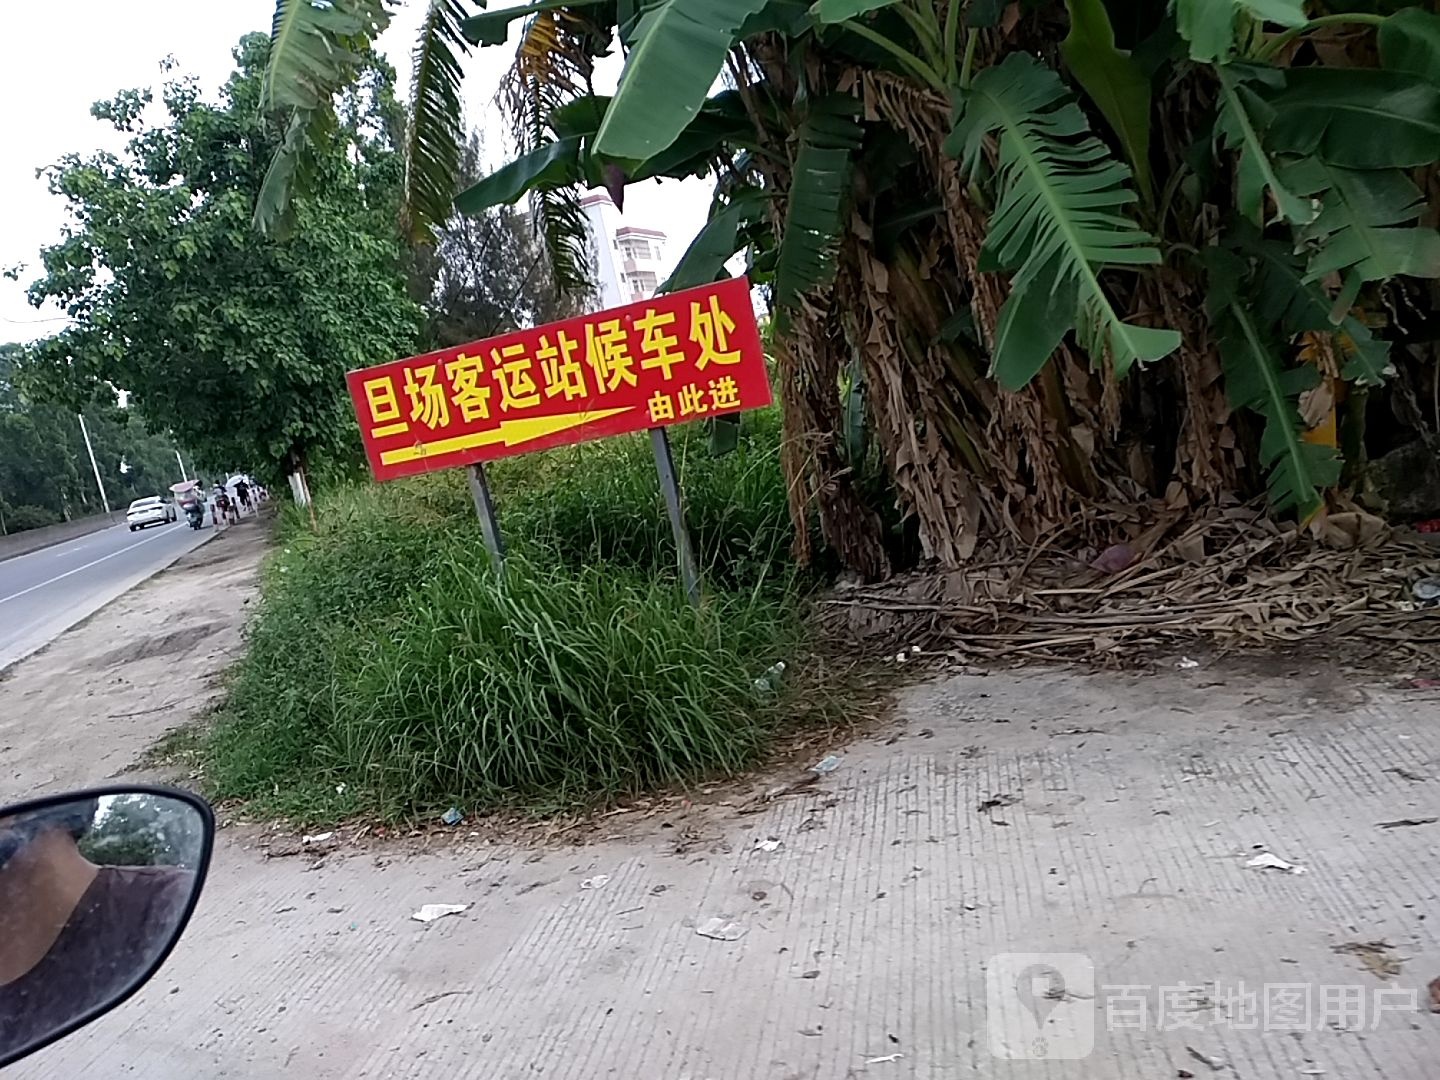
(200, 413, 822, 822)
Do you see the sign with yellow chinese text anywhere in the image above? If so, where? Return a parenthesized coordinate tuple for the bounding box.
(347, 277, 769, 483)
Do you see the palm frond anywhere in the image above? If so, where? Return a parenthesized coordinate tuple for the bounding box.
(495, 7, 602, 299)
(404, 0, 472, 244)
(256, 0, 392, 235)
(946, 52, 1179, 390)
(499, 7, 596, 147)
(535, 186, 595, 301)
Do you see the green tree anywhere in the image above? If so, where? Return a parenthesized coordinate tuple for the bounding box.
(411, 133, 591, 350)
(79, 793, 206, 870)
(2, 343, 198, 530)
(78, 402, 190, 509)
(260, 0, 1440, 577)
(0, 344, 80, 525)
(24, 34, 421, 490)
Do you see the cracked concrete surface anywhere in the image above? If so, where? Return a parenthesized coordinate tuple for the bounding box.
(5, 536, 1440, 1076)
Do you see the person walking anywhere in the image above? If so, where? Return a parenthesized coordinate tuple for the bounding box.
(212, 487, 232, 528)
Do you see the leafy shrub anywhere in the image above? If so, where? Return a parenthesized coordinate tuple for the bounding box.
(202, 409, 812, 820)
(4, 505, 62, 532)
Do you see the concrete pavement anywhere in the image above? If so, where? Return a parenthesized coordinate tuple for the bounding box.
(0, 515, 216, 670)
(11, 651, 1440, 1078)
(2, 516, 1437, 1079)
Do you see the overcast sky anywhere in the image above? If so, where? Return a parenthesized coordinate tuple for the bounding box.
(0, 1, 712, 344)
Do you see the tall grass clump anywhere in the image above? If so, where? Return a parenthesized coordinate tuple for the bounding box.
(202, 410, 816, 821)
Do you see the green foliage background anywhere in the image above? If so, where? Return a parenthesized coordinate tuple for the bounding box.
(23, 34, 421, 482)
(0, 345, 188, 531)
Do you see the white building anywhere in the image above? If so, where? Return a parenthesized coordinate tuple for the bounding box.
(580, 193, 667, 309)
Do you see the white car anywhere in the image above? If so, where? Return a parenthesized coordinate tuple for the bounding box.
(126, 496, 175, 531)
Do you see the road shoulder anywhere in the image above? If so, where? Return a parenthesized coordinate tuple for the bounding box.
(0, 517, 272, 801)
(0, 523, 220, 671)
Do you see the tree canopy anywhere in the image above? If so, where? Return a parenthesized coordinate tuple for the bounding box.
(411, 133, 591, 351)
(0, 344, 185, 532)
(260, 0, 1440, 576)
(23, 34, 421, 481)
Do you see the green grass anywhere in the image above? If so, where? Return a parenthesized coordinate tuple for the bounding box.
(406, 406, 800, 591)
(199, 411, 818, 823)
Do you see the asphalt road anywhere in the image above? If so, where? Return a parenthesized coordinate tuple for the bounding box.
(0, 515, 215, 670)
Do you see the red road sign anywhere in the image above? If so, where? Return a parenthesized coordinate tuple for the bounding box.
(347, 277, 770, 482)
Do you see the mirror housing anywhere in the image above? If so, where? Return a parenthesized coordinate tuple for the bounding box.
(0, 785, 214, 1067)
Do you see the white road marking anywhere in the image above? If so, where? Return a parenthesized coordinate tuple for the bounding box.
(0, 525, 186, 606)
(2, 528, 116, 566)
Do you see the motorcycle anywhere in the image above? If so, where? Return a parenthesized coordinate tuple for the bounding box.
(0, 785, 214, 1068)
(183, 500, 206, 530)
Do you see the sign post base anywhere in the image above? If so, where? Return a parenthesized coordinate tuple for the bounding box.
(649, 428, 702, 607)
(467, 463, 505, 573)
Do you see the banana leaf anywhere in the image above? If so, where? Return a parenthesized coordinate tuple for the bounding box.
(1233, 224, 1394, 386)
(1285, 159, 1440, 321)
(947, 52, 1179, 389)
(1267, 68, 1440, 170)
(1214, 64, 1313, 227)
(462, 0, 606, 47)
(811, 0, 903, 21)
(774, 96, 865, 308)
(1207, 248, 1340, 518)
(662, 190, 769, 293)
(1061, 0, 1154, 201)
(1379, 7, 1440, 84)
(593, 0, 774, 161)
(453, 138, 584, 213)
(1171, 0, 1305, 63)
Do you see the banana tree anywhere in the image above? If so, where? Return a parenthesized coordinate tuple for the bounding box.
(258, 0, 1440, 576)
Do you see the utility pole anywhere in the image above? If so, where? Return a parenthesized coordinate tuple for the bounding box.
(77, 413, 111, 514)
(174, 448, 189, 483)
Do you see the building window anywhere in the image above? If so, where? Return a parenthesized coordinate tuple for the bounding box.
(619, 238, 654, 262)
(629, 271, 659, 298)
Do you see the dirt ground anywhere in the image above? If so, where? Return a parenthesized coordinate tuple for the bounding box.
(7, 519, 1440, 1078)
(0, 518, 270, 799)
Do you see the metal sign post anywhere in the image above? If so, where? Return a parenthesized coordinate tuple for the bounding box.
(467, 463, 506, 573)
(649, 428, 702, 607)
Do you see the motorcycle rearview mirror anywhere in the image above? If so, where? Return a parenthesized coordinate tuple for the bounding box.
(0, 785, 214, 1068)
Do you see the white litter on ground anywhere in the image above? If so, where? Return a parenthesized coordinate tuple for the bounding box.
(1244, 852, 1308, 875)
(410, 903, 470, 924)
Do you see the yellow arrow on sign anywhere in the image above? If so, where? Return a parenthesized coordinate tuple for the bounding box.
(379, 407, 634, 467)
